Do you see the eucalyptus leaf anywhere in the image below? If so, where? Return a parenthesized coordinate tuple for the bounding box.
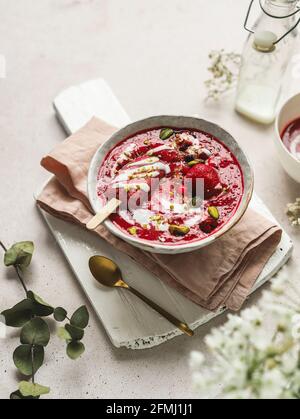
(10, 390, 39, 400)
(160, 128, 174, 141)
(54, 307, 67, 322)
(1, 299, 33, 328)
(65, 324, 84, 341)
(4, 241, 34, 269)
(13, 345, 44, 376)
(67, 341, 85, 360)
(57, 327, 72, 342)
(32, 304, 54, 317)
(27, 291, 54, 317)
(70, 306, 89, 329)
(20, 318, 50, 347)
(19, 381, 50, 397)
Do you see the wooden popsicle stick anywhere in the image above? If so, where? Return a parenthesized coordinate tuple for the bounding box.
(86, 198, 122, 231)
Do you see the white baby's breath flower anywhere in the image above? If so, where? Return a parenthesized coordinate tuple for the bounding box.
(250, 329, 272, 352)
(226, 313, 244, 329)
(224, 359, 248, 389)
(205, 329, 226, 350)
(286, 198, 300, 227)
(291, 313, 300, 326)
(280, 349, 298, 375)
(263, 292, 293, 317)
(223, 389, 253, 400)
(192, 371, 213, 393)
(205, 50, 241, 101)
(190, 268, 300, 399)
(271, 274, 288, 295)
(260, 369, 286, 400)
(291, 314, 300, 340)
(190, 351, 205, 369)
(241, 307, 263, 326)
(289, 370, 300, 397)
(191, 371, 204, 388)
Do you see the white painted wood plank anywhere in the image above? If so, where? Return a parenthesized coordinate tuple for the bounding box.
(35, 79, 293, 349)
(53, 78, 131, 135)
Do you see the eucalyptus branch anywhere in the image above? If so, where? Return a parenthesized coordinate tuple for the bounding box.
(0, 240, 90, 399)
(31, 346, 35, 385)
(0, 240, 28, 294)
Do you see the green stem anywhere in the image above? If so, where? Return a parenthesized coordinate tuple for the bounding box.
(15, 266, 28, 295)
(1, 240, 35, 392)
(31, 345, 35, 385)
(0, 240, 28, 294)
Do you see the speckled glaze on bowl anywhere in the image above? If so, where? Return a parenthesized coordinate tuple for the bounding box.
(88, 116, 254, 254)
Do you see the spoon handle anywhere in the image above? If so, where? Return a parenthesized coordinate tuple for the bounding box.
(128, 286, 194, 337)
(86, 199, 121, 231)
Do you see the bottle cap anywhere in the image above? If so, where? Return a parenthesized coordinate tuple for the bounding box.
(253, 30, 278, 52)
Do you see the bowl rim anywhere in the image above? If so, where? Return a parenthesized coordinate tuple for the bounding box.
(275, 92, 300, 165)
(88, 115, 254, 254)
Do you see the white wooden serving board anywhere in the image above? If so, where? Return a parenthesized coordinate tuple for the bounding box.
(36, 78, 293, 350)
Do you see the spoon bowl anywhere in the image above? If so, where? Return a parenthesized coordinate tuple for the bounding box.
(89, 255, 194, 337)
(89, 256, 128, 288)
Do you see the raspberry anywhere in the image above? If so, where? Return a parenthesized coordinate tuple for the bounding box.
(185, 164, 220, 198)
(133, 145, 151, 158)
(155, 149, 181, 163)
(199, 217, 218, 234)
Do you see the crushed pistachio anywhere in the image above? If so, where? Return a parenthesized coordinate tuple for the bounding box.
(208, 206, 220, 220)
(188, 160, 203, 168)
(169, 225, 190, 237)
(287, 198, 300, 226)
(128, 227, 138, 236)
(160, 128, 174, 141)
(150, 215, 163, 222)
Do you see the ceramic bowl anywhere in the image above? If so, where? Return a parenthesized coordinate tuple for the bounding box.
(275, 93, 300, 183)
(88, 116, 254, 254)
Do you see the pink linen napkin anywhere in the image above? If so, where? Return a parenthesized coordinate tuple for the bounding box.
(37, 118, 282, 312)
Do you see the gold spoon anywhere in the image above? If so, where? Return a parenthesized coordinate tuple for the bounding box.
(89, 256, 194, 337)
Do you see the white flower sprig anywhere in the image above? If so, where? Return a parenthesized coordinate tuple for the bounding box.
(287, 198, 300, 226)
(190, 269, 300, 399)
(205, 50, 241, 101)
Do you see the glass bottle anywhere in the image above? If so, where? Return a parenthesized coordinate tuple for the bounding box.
(235, 0, 300, 124)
